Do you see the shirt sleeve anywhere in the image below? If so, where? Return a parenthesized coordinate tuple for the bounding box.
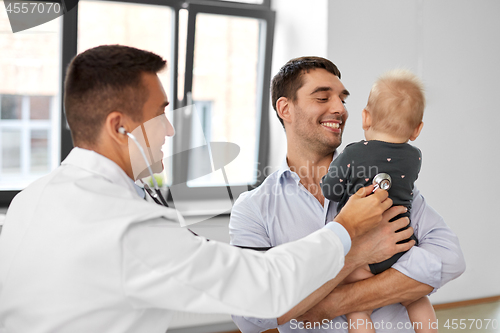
(229, 191, 272, 248)
(228, 193, 278, 331)
(228, 192, 353, 331)
(324, 222, 351, 255)
(391, 187, 466, 293)
(121, 215, 347, 319)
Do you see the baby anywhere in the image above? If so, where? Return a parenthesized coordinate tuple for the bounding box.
(321, 69, 437, 333)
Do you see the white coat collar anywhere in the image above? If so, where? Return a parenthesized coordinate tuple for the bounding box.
(61, 147, 141, 198)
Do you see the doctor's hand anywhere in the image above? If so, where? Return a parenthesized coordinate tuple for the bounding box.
(347, 206, 415, 267)
(334, 185, 392, 240)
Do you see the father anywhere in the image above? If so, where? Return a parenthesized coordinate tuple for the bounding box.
(229, 57, 465, 332)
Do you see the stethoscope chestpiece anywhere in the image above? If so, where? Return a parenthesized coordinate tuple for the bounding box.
(372, 173, 392, 191)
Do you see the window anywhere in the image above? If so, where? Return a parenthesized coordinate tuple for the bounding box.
(187, 13, 262, 187)
(0, 8, 61, 196)
(1, 0, 275, 211)
(172, 2, 275, 212)
(0, 95, 57, 180)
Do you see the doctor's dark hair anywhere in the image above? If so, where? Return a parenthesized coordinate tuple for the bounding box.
(271, 56, 341, 128)
(64, 45, 167, 146)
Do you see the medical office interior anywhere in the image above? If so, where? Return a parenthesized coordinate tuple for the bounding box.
(0, 0, 499, 332)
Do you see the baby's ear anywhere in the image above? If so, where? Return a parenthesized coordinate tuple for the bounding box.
(410, 122, 424, 141)
(362, 109, 371, 130)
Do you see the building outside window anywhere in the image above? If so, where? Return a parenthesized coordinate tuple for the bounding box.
(0, 9, 61, 191)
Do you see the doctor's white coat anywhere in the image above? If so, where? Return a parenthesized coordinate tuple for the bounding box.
(0, 148, 346, 333)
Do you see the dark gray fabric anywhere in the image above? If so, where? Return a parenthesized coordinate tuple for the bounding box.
(321, 140, 422, 274)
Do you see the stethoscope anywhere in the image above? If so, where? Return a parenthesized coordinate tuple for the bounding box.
(118, 126, 169, 207)
(372, 173, 392, 191)
(118, 126, 215, 239)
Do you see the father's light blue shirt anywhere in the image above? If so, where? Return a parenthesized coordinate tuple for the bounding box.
(229, 153, 465, 333)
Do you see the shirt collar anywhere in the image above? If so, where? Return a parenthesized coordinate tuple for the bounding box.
(277, 150, 340, 184)
(61, 147, 142, 199)
(133, 181, 146, 199)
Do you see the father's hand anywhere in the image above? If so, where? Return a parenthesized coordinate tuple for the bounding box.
(334, 185, 392, 239)
(347, 206, 415, 267)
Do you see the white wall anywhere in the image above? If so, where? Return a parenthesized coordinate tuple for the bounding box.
(268, 0, 329, 170)
(326, 0, 500, 304)
(260, 0, 499, 305)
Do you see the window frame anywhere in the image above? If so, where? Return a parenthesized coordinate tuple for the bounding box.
(171, 1, 275, 204)
(0, 2, 64, 205)
(0, 0, 275, 208)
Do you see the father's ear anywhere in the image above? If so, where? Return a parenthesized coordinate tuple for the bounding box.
(276, 97, 291, 125)
(362, 108, 371, 130)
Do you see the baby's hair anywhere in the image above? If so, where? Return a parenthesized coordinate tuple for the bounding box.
(366, 69, 425, 139)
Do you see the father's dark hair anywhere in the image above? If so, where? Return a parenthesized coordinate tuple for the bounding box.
(271, 56, 341, 128)
(64, 44, 167, 146)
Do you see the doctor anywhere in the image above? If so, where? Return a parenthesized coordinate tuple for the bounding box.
(0, 45, 414, 333)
